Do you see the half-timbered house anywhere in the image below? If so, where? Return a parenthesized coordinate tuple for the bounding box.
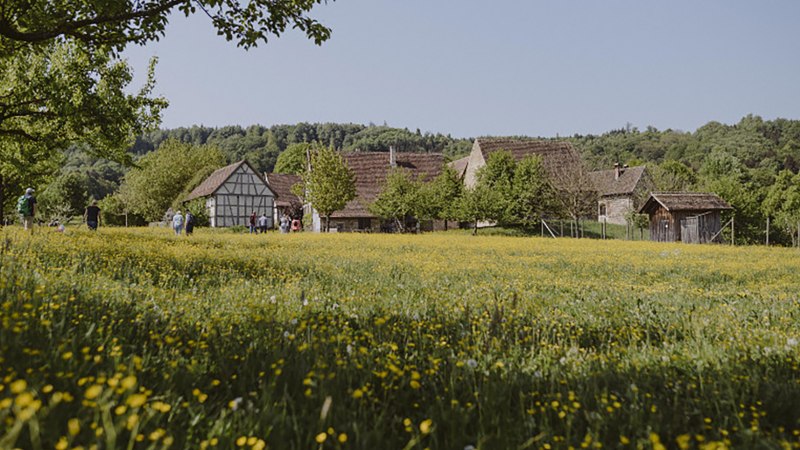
(185, 160, 276, 228)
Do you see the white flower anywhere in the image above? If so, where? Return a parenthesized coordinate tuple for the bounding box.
(466, 359, 478, 369)
(269, 295, 277, 304)
(230, 397, 243, 411)
(787, 338, 798, 348)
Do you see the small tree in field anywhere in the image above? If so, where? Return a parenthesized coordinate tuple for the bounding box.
(300, 145, 356, 232)
(369, 169, 420, 233)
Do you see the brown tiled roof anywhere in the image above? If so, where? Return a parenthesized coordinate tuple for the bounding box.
(448, 156, 469, 178)
(475, 138, 583, 187)
(185, 160, 245, 201)
(265, 173, 302, 207)
(589, 166, 647, 196)
(639, 192, 732, 214)
(330, 152, 444, 218)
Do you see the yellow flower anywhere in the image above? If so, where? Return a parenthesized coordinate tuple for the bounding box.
(315, 432, 327, 443)
(126, 393, 147, 408)
(10, 379, 26, 394)
(68, 418, 81, 436)
(419, 419, 433, 435)
(85, 384, 103, 400)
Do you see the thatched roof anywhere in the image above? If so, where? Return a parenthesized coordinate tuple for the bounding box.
(589, 165, 647, 196)
(448, 156, 469, 178)
(639, 192, 732, 214)
(330, 152, 444, 218)
(185, 160, 247, 201)
(265, 173, 302, 207)
(474, 138, 583, 188)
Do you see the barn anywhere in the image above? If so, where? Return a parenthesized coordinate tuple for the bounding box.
(310, 149, 445, 232)
(639, 192, 732, 243)
(185, 160, 276, 228)
(462, 138, 583, 189)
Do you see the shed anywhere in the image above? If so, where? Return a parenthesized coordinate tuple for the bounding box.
(185, 160, 276, 228)
(639, 192, 732, 243)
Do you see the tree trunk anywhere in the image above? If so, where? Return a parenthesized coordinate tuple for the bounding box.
(472, 220, 478, 236)
(766, 216, 770, 246)
(325, 215, 330, 232)
(0, 173, 4, 227)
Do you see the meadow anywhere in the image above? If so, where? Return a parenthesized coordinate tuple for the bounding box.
(0, 227, 799, 450)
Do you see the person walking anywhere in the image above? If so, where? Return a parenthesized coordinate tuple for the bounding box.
(279, 214, 290, 234)
(185, 211, 195, 235)
(257, 213, 269, 234)
(249, 211, 257, 234)
(84, 200, 101, 230)
(16, 188, 36, 234)
(172, 210, 184, 235)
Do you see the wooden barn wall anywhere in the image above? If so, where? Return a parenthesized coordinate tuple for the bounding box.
(650, 208, 724, 244)
(649, 207, 677, 242)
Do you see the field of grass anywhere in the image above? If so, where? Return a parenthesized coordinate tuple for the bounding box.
(1, 227, 798, 449)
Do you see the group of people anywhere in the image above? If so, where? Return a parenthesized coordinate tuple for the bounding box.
(16, 187, 300, 236)
(171, 210, 195, 236)
(279, 214, 301, 233)
(249, 211, 271, 234)
(15, 187, 102, 234)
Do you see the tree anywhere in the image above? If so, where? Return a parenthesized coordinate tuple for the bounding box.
(274, 142, 312, 174)
(457, 182, 503, 235)
(299, 145, 355, 232)
(474, 151, 516, 224)
(652, 160, 696, 191)
(118, 139, 225, 221)
(0, 41, 166, 216)
(37, 171, 90, 223)
(0, 1, 333, 55)
(551, 162, 596, 237)
(508, 155, 556, 228)
(764, 170, 800, 246)
(421, 166, 465, 229)
(369, 169, 421, 233)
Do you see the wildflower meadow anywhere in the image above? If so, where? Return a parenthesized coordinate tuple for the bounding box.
(1, 227, 799, 449)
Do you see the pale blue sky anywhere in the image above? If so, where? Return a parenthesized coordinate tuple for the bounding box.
(123, 1, 800, 138)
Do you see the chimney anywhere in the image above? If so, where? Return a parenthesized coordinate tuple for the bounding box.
(389, 145, 396, 168)
(614, 163, 621, 180)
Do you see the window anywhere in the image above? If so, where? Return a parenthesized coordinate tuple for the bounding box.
(599, 204, 607, 216)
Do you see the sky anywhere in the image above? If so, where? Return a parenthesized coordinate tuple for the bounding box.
(123, 1, 800, 139)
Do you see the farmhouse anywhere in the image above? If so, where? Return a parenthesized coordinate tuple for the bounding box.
(588, 164, 654, 225)
(639, 192, 732, 243)
(185, 160, 276, 228)
(463, 138, 583, 189)
(264, 172, 303, 224)
(311, 149, 444, 232)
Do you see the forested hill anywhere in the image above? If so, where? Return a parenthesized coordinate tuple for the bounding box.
(127, 115, 800, 177)
(130, 123, 473, 175)
(565, 115, 800, 173)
